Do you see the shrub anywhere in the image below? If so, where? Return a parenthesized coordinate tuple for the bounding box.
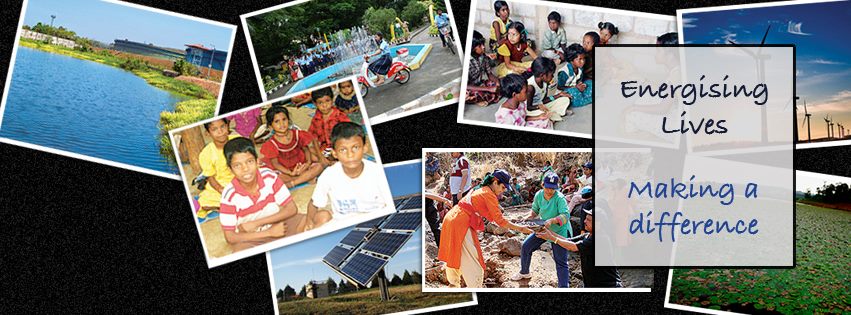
(159, 99, 217, 164)
(362, 7, 397, 37)
(401, 1, 428, 29)
(173, 59, 198, 76)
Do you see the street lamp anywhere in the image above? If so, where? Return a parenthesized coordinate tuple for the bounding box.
(50, 15, 56, 37)
(207, 44, 215, 78)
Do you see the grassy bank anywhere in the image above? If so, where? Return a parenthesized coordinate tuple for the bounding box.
(20, 38, 218, 165)
(277, 284, 471, 314)
(19, 38, 212, 100)
(159, 98, 217, 164)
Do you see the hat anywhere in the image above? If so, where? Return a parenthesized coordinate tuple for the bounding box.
(580, 186, 592, 195)
(583, 162, 593, 169)
(583, 200, 593, 215)
(492, 169, 513, 191)
(543, 172, 559, 189)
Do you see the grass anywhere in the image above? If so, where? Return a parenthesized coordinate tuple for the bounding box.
(277, 284, 471, 314)
(159, 99, 217, 164)
(669, 203, 850, 314)
(19, 38, 212, 99)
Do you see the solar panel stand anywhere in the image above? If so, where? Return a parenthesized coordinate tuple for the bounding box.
(377, 268, 390, 301)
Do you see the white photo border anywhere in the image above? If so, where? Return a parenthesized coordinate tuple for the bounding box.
(169, 77, 396, 268)
(239, 0, 465, 126)
(0, 0, 238, 180)
(419, 147, 651, 292)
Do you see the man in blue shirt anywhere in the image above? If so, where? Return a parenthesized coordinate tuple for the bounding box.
(435, 8, 451, 47)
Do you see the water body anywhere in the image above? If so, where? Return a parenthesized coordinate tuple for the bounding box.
(1, 46, 183, 175)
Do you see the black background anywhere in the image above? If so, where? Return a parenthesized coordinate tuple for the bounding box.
(1, 0, 842, 313)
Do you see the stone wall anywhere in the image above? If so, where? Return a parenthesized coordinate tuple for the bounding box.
(472, 0, 676, 50)
(21, 29, 78, 49)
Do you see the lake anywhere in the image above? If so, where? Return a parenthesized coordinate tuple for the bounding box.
(1, 46, 182, 175)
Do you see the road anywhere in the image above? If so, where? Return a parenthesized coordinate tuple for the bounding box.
(363, 26, 463, 116)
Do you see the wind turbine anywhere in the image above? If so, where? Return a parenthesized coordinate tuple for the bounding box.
(825, 115, 832, 140)
(798, 98, 812, 142)
(729, 24, 772, 143)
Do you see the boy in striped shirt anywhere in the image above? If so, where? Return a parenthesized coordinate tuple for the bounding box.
(219, 137, 305, 252)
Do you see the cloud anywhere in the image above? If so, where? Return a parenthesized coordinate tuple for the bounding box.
(797, 68, 851, 88)
(786, 21, 812, 36)
(805, 91, 851, 113)
(398, 245, 419, 254)
(273, 257, 324, 270)
(681, 17, 698, 28)
(810, 59, 846, 65)
(829, 90, 851, 101)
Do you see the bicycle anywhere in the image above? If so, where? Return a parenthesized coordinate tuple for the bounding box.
(439, 25, 455, 55)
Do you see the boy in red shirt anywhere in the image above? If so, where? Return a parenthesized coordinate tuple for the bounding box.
(308, 87, 350, 158)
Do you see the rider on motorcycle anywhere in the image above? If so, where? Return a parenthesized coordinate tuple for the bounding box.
(365, 32, 392, 86)
(435, 8, 451, 47)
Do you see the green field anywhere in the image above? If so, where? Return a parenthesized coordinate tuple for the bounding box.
(277, 284, 471, 314)
(669, 203, 850, 314)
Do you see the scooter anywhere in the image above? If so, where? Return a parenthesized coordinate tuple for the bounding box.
(357, 48, 412, 97)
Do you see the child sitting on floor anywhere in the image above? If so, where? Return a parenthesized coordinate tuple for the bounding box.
(467, 31, 500, 107)
(306, 122, 393, 229)
(495, 21, 537, 78)
(556, 43, 593, 107)
(540, 11, 567, 63)
(219, 137, 304, 252)
(581, 32, 599, 81)
(259, 105, 325, 188)
(196, 118, 239, 219)
(494, 73, 528, 127)
(308, 87, 350, 161)
(525, 57, 571, 129)
(334, 81, 361, 122)
(490, 0, 513, 52)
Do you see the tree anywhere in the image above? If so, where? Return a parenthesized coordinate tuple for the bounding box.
(390, 274, 403, 286)
(337, 279, 350, 294)
(362, 7, 397, 37)
(401, 270, 413, 285)
(326, 277, 338, 295)
(401, 1, 428, 28)
(283, 285, 296, 298)
(277, 289, 285, 301)
(299, 285, 307, 297)
(411, 271, 422, 285)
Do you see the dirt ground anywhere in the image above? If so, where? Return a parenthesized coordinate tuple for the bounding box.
(423, 203, 652, 288)
(422, 152, 651, 288)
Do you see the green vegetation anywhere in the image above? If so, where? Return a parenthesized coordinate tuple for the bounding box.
(19, 38, 212, 100)
(277, 284, 470, 314)
(246, 0, 432, 67)
(158, 99, 217, 164)
(173, 59, 199, 76)
(401, 1, 429, 29)
(362, 7, 398, 37)
(669, 204, 850, 314)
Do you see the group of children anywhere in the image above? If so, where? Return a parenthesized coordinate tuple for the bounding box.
(192, 83, 389, 253)
(289, 47, 336, 82)
(467, 1, 677, 131)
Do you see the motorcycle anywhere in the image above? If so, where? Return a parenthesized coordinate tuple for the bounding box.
(357, 48, 412, 97)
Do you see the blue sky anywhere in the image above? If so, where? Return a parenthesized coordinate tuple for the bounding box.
(270, 161, 423, 292)
(681, 1, 851, 140)
(22, 0, 232, 50)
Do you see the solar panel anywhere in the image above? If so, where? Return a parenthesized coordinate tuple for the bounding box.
(355, 216, 387, 229)
(323, 245, 352, 267)
(340, 253, 387, 286)
(340, 230, 368, 247)
(362, 232, 410, 257)
(398, 197, 422, 210)
(323, 194, 423, 288)
(381, 211, 421, 231)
